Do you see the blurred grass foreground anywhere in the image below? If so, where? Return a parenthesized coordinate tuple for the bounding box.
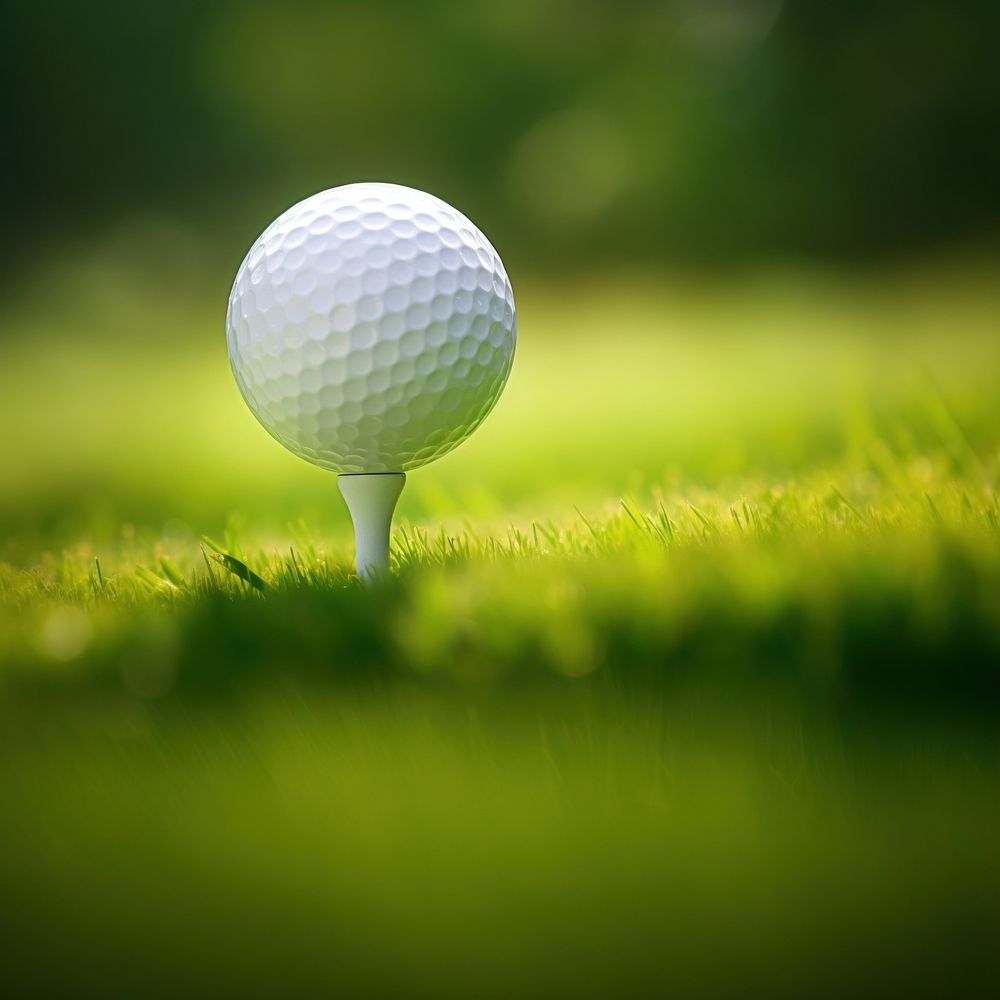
(1, 252, 999, 997)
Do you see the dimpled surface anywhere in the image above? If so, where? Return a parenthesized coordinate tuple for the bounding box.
(226, 183, 516, 473)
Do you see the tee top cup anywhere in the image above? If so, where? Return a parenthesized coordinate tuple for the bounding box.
(226, 182, 517, 579)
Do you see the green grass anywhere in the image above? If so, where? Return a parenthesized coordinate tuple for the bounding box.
(1, 257, 999, 995)
(3, 466, 999, 709)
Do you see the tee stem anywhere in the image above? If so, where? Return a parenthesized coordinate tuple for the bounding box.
(337, 473, 406, 581)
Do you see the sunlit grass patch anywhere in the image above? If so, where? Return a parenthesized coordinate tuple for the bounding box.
(1, 455, 996, 713)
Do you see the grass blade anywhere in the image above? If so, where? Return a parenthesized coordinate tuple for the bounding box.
(201, 537, 268, 593)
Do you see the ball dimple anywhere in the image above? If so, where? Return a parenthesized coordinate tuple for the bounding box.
(399, 329, 424, 358)
(344, 378, 367, 403)
(317, 250, 342, 274)
(358, 416, 384, 440)
(384, 282, 410, 310)
(322, 357, 346, 383)
(343, 255, 367, 276)
(458, 266, 479, 291)
(349, 324, 377, 350)
(319, 384, 343, 408)
(426, 321, 448, 347)
(285, 247, 307, 270)
(308, 285, 335, 313)
(309, 214, 334, 236)
(286, 298, 309, 324)
(415, 351, 437, 376)
(227, 182, 516, 473)
(361, 268, 389, 295)
(362, 394, 387, 417)
(346, 351, 373, 378)
(330, 305, 356, 333)
(411, 277, 435, 303)
(415, 252, 440, 277)
(334, 275, 361, 302)
(327, 331, 351, 360)
(373, 340, 399, 366)
(440, 248, 461, 270)
(440, 389, 463, 413)
(254, 284, 275, 311)
(302, 340, 325, 367)
(333, 204, 360, 222)
(380, 313, 405, 339)
(391, 219, 417, 240)
(357, 295, 383, 323)
(261, 307, 287, 336)
(436, 269, 459, 295)
(405, 303, 431, 330)
(392, 359, 416, 383)
(416, 230, 441, 253)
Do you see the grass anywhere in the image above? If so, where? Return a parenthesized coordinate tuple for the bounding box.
(1, 254, 999, 995)
(3, 466, 999, 709)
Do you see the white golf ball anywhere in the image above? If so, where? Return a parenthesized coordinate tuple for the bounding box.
(226, 182, 516, 473)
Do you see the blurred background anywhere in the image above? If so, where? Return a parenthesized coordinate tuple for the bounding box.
(6, 0, 1000, 272)
(2, 0, 999, 548)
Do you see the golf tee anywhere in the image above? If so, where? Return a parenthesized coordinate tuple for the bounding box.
(337, 473, 406, 581)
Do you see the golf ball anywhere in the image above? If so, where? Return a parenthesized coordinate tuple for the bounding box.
(226, 182, 516, 473)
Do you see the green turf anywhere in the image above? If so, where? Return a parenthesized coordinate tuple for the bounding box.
(1, 259, 999, 995)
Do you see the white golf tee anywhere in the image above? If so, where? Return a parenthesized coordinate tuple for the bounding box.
(337, 473, 406, 581)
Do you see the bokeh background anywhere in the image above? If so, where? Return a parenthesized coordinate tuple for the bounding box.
(7, 0, 1000, 267)
(3, 0, 999, 546)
